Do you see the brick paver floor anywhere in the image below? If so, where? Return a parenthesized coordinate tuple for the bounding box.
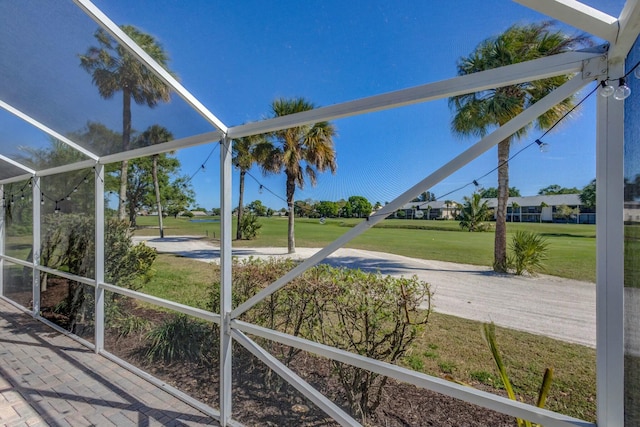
(0, 298, 219, 427)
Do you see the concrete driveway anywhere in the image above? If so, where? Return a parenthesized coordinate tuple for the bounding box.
(134, 235, 596, 348)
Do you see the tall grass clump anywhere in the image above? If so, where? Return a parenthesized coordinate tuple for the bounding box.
(509, 231, 549, 276)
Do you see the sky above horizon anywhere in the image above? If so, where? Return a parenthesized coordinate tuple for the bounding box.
(48, 1, 632, 209)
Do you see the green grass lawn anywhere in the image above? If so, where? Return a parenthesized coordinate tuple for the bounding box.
(135, 215, 597, 282)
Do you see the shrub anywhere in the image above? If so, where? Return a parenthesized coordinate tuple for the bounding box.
(458, 193, 492, 232)
(238, 212, 262, 239)
(508, 231, 549, 276)
(145, 315, 215, 365)
(181, 210, 194, 218)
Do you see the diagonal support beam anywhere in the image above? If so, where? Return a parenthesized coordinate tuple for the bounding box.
(73, 0, 229, 133)
(0, 155, 35, 175)
(0, 100, 99, 162)
(227, 47, 605, 139)
(609, 0, 640, 61)
(232, 330, 361, 427)
(514, 0, 618, 43)
(231, 73, 591, 319)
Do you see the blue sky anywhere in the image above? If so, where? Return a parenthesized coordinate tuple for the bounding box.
(89, 0, 626, 210)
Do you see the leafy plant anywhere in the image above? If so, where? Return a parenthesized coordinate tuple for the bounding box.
(508, 231, 549, 276)
(145, 315, 215, 364)
(238, 211, 262, 239)
(458, 193, 492, 232)
(483, 323, 554, 427)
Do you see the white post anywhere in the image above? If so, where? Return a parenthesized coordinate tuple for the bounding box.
(219, 137, 233, 425)
(32, 177, 41, 316)
(95, 165, 105, 352)
(0, 184, 4, 296)
(596, 61, 625, 426)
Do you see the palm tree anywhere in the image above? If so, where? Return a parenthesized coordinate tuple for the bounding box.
(233, 134, 270, 240)
(80, 25, 173, 221)
(459, 193, 491, 232)
(261, 98, 337, 253)
(138, 125, 174, 238)
(449, 22, 589, 271)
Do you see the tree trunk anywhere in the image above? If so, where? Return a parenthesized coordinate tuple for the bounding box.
(118, 89, 132, 222)
(236, 170, 245, 240)
(152, 155, 164, 238)
(286, 176, 296, 254)
(494, 138, 510, 272)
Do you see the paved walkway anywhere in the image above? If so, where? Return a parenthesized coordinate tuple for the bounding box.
(0, 299, 219, 427)
(135, 236, 597, 348)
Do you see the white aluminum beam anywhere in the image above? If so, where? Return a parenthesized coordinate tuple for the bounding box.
(514, 0, 618, 43)
(94, 165, 105, 353)
(231, 74, 591, 319)
(32, 177, 40, 316)
(0, 173, 34, 185)
(595, 61, 624, 427)
(233, 321, 593, 427)
(100, 282, 221, 324)
(227, 48, 605, 139)
(99, 130, 223, 165)
(0, 100, 100, 161)
(232, 330, 361, 427)
(73, 0, 229, 133)
(220, 137, 233, 426)
(0, 155, 35, 175)
(34, 160, 97, 178)
(609, 0, 640, 61)
(0, 185, 4, 296)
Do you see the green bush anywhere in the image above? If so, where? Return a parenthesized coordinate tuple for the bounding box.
(145, 315, 215, 365)
(181, 210, 194, 218)
(508, 231, 549, 276)
(238, 212, 262, 239)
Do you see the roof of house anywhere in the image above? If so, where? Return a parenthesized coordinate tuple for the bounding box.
(481, 194, 582, 208)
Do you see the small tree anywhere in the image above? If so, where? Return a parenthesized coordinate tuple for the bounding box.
(459, 193, 491, 232)
(509, 231, 549, 276)
(238, 212, 262, 239)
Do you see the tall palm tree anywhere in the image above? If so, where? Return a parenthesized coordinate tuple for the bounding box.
(233, 134, 270, 240)
(138, 125, 174, 238)
(80, 25, 173, 221)
(449, 22, 589, 272)
(262, 98, 337, 253)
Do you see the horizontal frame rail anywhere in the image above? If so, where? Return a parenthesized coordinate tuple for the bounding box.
(232, 321, 594, 427)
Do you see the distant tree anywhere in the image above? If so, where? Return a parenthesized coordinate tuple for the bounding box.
(246, 200, 268, 217)
(210, 207, 221, 216)
(580, 179, 596, 209)
(373, 201, 383, 211)
(233, 133, 270, 239)
(479, 187, 521, 198)
(316, 201, 339, 218)
(554, 204, 579, 221)
(136, 124, 174, 238)
(261, 98, 337, 253)
(294, 200, 313, 217)
(164, 177, 195, 218)
(538, 184, 580, 195)
(450, 22, 589, 271)
(459, 193, 491, 232)
(347, 196, 373, 218)
(80, 25, 173, 221)
(411, 191, 436, 202)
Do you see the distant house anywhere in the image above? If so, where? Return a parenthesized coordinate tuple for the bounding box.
(481, 194, 596, 224)
(397, 200, 460, 220)
(625, 201, 640, 223)
(191, 210, 208, 216)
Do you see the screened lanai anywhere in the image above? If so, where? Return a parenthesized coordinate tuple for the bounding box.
(1, 0, 640, 426)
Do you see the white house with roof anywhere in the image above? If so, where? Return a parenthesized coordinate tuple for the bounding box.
(398, 200, 461, 220)
(481, 194, 595, 224)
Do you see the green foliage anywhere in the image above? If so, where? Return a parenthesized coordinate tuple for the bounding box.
(246, 200, 268, 216)
(144, 315, 215, 364)
(345, 195, 372, 218)
(580, 179, 596, 209)
(225, 258, 431, 423)
(315, 200, 339, 218)
(395, 210, 406, 219)
(180, 210, 194, 218)
(483, 323, 554, 427)
(508, 231, 549, 276)
(538, 184, 580, 195)
(553, 204, 579, 221)
(411, 191, 437, 202)
(238, 212, 262, 239)
(479, 187, 521, 198)
(458, 193, 492, 232)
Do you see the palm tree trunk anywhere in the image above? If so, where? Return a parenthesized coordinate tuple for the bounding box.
(236, 170, 245, 240)
(286, 176, 296, 254)
(152, 155, 164, 238)
(118, 89, 132, 222)
(494, 138, 510, 272)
